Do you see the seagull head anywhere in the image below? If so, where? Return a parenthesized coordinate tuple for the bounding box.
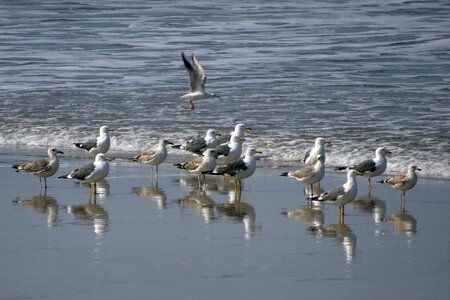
(49, 148, 64, 156)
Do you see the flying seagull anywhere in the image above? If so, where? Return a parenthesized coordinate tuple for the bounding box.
(180, 51, 220, 111)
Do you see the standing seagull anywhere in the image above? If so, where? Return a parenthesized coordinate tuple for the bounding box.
(59, 153, 110, 197)
(172, 129, 220, 155)
(216, 135, 245, 165)
(133, 139, 173, 177)
(74, 125, 114, 156)
(304, 137, 331, 165)
(180, 52, 220, 111)
(379, 165, 420, 202)
(211, 148, 262, 192)
(280, 155, 325, 199)
(336, 147, 391, 193)
(174, 149, 218, 189)
(13, 148, 64, 189)
(315, 170, 359, 222)
(217, 123, 252, 145)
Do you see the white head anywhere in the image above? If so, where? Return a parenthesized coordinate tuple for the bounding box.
(233, 124, 251, 137)
(245, 147, 262, 158)
(204, 148, 217, 158)
(205, 129, 216, 138)
(95, 153, 108, 162)
(375, 147, 391, 157)
(160, 139, 173, 147)
(409, 165, 421, 173)
(48, 148, 64, 157)
(99, 126, 111, 135)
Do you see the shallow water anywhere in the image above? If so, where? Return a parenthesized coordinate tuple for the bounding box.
(1, 148, 450, 299)
(1, 0, 449, 179)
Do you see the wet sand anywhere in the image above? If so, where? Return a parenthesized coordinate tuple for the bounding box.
(1, 147, 449, 300)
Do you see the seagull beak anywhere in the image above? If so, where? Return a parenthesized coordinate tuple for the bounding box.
(385, 150, 392, 155)
(166, 141, 174, 145)
(324, 140, 332, 145)
(109, 128, 115, 133)
(106, 157, 114, 162)
(245, 127, 252, 132)
(57, 150, 64, 154)
(356, 172, 365, 176)
(240, 138, 246, 142)
(215, 133, 222, 136)
(256, 150, 263, 154)
(417, 167, 422, 171)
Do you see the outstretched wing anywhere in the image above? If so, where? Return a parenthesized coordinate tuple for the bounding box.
(182, 52, 205, 93)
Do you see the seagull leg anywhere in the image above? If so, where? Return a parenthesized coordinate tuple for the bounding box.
(44, 178, 48, 189)
(189, 99, 195, 111)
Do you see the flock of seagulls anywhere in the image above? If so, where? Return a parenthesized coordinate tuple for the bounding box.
(11, 52, 421, 213)
(280, 139, 420, 219)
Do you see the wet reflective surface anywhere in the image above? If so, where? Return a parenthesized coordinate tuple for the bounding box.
(1, 153, 450, 299)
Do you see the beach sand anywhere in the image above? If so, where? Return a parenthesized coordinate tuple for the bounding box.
(0, 146, 449, 300)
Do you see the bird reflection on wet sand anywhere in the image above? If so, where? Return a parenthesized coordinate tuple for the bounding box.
(283, 202, 324, 228)
(173, 175, 234, 194)
(309, 223, 357, 263)
(216, 190, 260, 239)
(384, 210, 417, 236)
(66, 202, 110, 234)
(352, 195, 386, 224)
(14, 193, 59, 227)
(178, 190, 216, 223)
(132, 182, 167, 209)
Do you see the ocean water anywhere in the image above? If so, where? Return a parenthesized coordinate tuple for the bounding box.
(1, 0, 449, 179)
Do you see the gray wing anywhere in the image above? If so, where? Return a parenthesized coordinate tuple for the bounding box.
(74, 139, 97, 151)
(182, 52, 205, 92)
(216, 133, 231, 145)
(69, 162, 96, 180)
(319, 186, 345, 201)
(291, 165, 315, 179)
(183, 138, 207, 155)
(351, 159, 376, 173)
(215, 158, 247, 176)
(216, 143, 230, 156)
(192, 53, 206, 91)
(303, 147, 312, 163)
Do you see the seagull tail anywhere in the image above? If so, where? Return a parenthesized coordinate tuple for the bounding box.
(171, 145, 182, 149)
(280, 172, 289, 177)
(378, 179, 387, 184)
(173, 163, 185, 169)
(12, 164, 21, 172)
(58, 174, 69, 179)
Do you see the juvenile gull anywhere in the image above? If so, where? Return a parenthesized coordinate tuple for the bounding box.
(304, 137, 331, 165)
(174, 149, 218, 188)
(172, 129, 220, 155)
(74, 125, 114, 156)
(217, 123, 252, 145)
(280, 154, 325, 199)
(210, 148, 262, 192)
(379, 165, 420, 201)
(315, 170, 358, 221)
(59, 153, 110, 196)
(180, 51, 220, 111)
(133, 139, 173, 177)
(13, 148, 64, 189)
(336, 147, 391, 193)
